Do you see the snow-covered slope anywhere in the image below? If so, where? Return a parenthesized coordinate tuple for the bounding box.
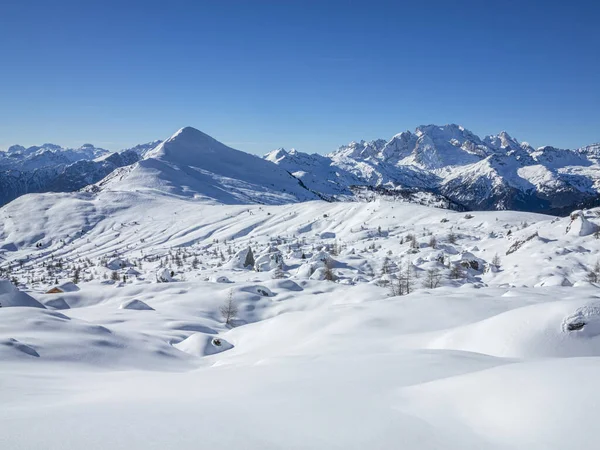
(95, 127, 318, 204)
(2, 187, 600, 448)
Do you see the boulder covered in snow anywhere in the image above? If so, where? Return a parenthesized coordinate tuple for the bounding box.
(309, 250, 335, 268)
(225, 247, 256, 270)
(309, 267, 333, 281)
(295, 262, 316, 279)
(119, 299, 154, 310)
(566, 210, 598, 237)
(535, 276, 573, 288)
(254, 251, 284, 272)
(209, 275, 232, 283)
(173, 333, 233, 357)
(455, 252, 486, 272)
(107, 258, 131, 270)
(156, 268, 174, 283)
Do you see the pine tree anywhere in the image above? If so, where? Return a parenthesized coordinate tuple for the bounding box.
(491, 253, 501, 268)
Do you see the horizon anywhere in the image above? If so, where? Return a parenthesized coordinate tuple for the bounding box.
(1, 122, 599, 155)
(1, 0, 599, 154)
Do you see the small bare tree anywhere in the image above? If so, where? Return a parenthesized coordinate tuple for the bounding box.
(410, 234, 419, 250)
(423, 268, 443, 289)
(587, 260, 600, 283)
(220, 290, 238, 326)
(449, 264, 464, 280)
(381, 257, 391, 276)
(399, 259, 416, 295)
(389, 274, 403, 296)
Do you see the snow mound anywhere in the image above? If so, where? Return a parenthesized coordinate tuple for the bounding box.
(209, 275, 232, 283)
(55, 281, 80, 293)
(265, 279, 303, 292)
(44, 297, 71, 310)
(535, 276, 573, 287)
(173, 333, 233, 357)
(1, 338, 39, 357)
(0, 280, 45, 308)
(240, 285, 274, 297)
(430, 300, 600, 358)
(119, 299, 154, 311)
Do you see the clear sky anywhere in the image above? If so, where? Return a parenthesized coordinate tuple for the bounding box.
(0, 0, 598, 154)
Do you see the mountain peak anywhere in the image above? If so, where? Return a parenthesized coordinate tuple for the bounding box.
(145, 126, 229, 164)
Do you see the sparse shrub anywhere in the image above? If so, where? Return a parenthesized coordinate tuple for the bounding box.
(447, 231, 457, 244)
(449, 264, 464, 280)
(428, 236, 437, 249)
(323, 266, 336, 281)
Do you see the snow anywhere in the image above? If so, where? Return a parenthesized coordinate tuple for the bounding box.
(0, 279, 45, 308)
(119, 299, 154, 310)
(4, 127, 600, 448)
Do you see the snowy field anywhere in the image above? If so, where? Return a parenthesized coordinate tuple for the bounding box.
(2, 191, 600, 449)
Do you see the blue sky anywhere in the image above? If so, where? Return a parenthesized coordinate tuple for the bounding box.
(0, 0, 598, 154)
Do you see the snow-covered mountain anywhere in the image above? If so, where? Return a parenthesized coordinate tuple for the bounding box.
(0, 142, 147, 206)
(91, 127, 320, 204)
(267, 124, 600, 214)
(2, 125, 599, 214)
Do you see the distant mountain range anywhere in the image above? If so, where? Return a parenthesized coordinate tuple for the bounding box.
(266, 125, 600, 214)
(2, 125, 599, 214)
(0, 141, 160, 206)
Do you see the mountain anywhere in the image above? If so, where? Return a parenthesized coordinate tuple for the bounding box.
(267, 124, 600, 214)
(0, 143, 146, 206)
(2, 125, 599, 214)
(121, 140, 163, 158)
(92, 127, 319, 205)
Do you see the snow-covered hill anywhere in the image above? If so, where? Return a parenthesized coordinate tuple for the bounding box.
(267, 124, 600, 214)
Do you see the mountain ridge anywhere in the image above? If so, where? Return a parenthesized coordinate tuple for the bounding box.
(268, 124, 600, 214)
(2, 124, 599, 214)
